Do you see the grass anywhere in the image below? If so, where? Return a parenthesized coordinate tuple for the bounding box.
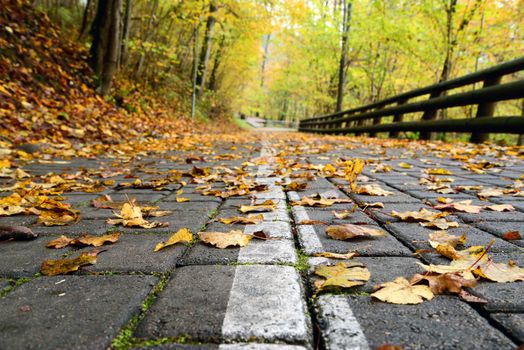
(232, 117, 252, 130)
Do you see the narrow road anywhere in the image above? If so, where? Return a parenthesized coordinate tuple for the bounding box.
(0, 131, 522, 349)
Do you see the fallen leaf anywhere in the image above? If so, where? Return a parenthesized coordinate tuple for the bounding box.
(40, 250, 100, 276)
(420, 218, 460, 230)
(0, 225, 37, 241)
(325, 224, 385, 240)
(357, 184, 394, 196)
(37, 209, 79, 226)
(502, 231, 522, 240)
(333, 210, 352, 219)
(92, 194, 121, 209)
(410, 272, 477, 295)
(298, 219, 327, 225)
(107, 202, 167, 228)
(434, 200, 482, 213)
(371, 277, 434, 304)
(398, 162, 412, 169)
(314, 262, 370, 292)
(176, 189, 190, 202)
(457, 290, 488, 304)
(485, 204, 515, 212)
(218, 214, 263, 224)
(391, 208, 445, 222)
(426, 168, 453, 175)
(313, 251, 357, 259)
(198, 230, 252, 248)
(476, 259, 524, 283)
(283, 181, 308, 191)
(363, 202, 384, 208)
(477, 188, 503, 199)
(239, 199, 276, 213)
(47, 232, 121, 248)
(428, 231, 466, 248)
(154, 228, 193, 251)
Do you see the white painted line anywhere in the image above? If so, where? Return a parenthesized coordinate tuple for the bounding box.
(244, 221, 292, 239)
(237, 239, 297, 264)
(317, 295, 370, 350)
(221, 265, 310, 343)
(297, 225, 323, 254)
(292, 206, 309, 222)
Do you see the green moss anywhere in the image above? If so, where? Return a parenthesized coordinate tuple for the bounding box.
(295, 249, 310, 272)
(232, 117, 252, 130)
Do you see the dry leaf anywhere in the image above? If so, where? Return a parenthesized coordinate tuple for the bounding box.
(198, 230, 252, 248)
(218, 214, 263, 225)
(298, 219, 327, 225)
(333, 210, 352, 219)
(92, 195, 121, 209)
(107, 202, 167, 228)
(485, 204, 515, 212)
(357, 184, 394, 196)
(371, 277, 434, 304)
(314, 262, 370, 292)
(502, 231, 522, 240)
(0, 225, 37, 241)
(239, 199, 276, 213)
(283, 181, 308, 191)
(410, 272, 477, 295)
(40, 250, 100, 276)
(363, 202, 384, 208)
(428, 231, 466, 248)
(37, 209, 79, 226)
(176, 189, 190, 202)
(313, 251, 357, 259)
(391, 208, 445, 222)
(325, 224, 385, 240)
(477, 188, 503, 199)
(434, 200, 482, 213)
(457, 290, 488, 304)
(398, 162, 412, 169)
(476, 259, 524, 283)
(47, 232, 121, 248)
(154, 228, 193, 251)
(426, 168, 453, 175)
(420, 218, 460, 230)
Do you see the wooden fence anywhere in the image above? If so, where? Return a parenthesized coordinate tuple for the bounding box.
(299, 57, 524, 143)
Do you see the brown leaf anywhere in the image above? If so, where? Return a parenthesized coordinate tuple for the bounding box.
(176, 189, 190, 202)
(363, 202, 384, 208)
(333, 210, 352, 219)
(198, 230, 252, 248)
(457, 290, 488, 304)
(314, 262, 370, 292)
(391, 208, 446, 222)
(298, 219, 327, 225)
(0, 225, 38, 241)
(410, 272, 476, 295)
(428, 231, 466, 248)
(357, 184, 394, 196)
(40, 250, 100, 276)
(283, 181, 308, 191)
(325, 224, 385, 240)
(47, 232, 121, 248)
(108, 202, 167, 228)
(502, 231, 522, 240)
(420, 218, 460, 230)
(92, 195, 121, 209)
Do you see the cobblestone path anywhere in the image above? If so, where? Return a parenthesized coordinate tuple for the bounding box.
(0, 132, 522, 350)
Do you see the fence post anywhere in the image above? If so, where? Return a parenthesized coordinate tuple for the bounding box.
(470, 76, 502, 143)
(369, 106, 384, 138)
(419, 90, 442, 140)
(390, 98, 408, 138)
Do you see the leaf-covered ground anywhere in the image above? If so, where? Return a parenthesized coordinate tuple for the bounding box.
(0, 132, 523, 349)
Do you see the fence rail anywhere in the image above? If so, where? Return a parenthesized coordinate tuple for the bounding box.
(299, 57, 524, 143)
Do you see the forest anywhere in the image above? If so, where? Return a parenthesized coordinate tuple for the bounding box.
(14, 0, 524, 126)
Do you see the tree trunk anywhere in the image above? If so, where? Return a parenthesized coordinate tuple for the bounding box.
(119, 0, 132, 67)
(519, 99, 524, 146)
(196, 1, 217, 99)
(78, 0, 93, 40)
(209, 34, 225, 91)
(136, 0, 159, 76)
(260, 34, 271, 88)
(335, 0, 351, 112)
(100, 0, 121, 95)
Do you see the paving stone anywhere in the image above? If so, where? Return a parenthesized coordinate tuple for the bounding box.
(164, 192, 222, 203)
(221, 265, 311, 344)
(297, 225, 412, 256)
(107, 192, 166, 204)
(316, 295, 516, 350)
(403, 190, 476, 201)
(308, 256, 423, 293)
(76, 234, 187, 273)
(470, 282, 524, 312)
(219, 344, 308, 350)
(472, 221, 524, 247)
(30, 219, 110, 236)
(0, 237, 72, 278)
(385, 222, 519, 254)
(490, 313, 524, 344)
(287, 187, 349, 202)
(0, 275, 158, 350)
(351, 192, 421, 205)
(0, 214, 37, 226)
(135, 345, 218, 350)
(0, 279, 10, 290)
(291, 206, 375, 225)
(457, 210, 524, 223)
(252, 186, 286, 200)
(136, 265, 236, 342)
(365, 202, 436, 223)
(216, 208, 289, 223)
